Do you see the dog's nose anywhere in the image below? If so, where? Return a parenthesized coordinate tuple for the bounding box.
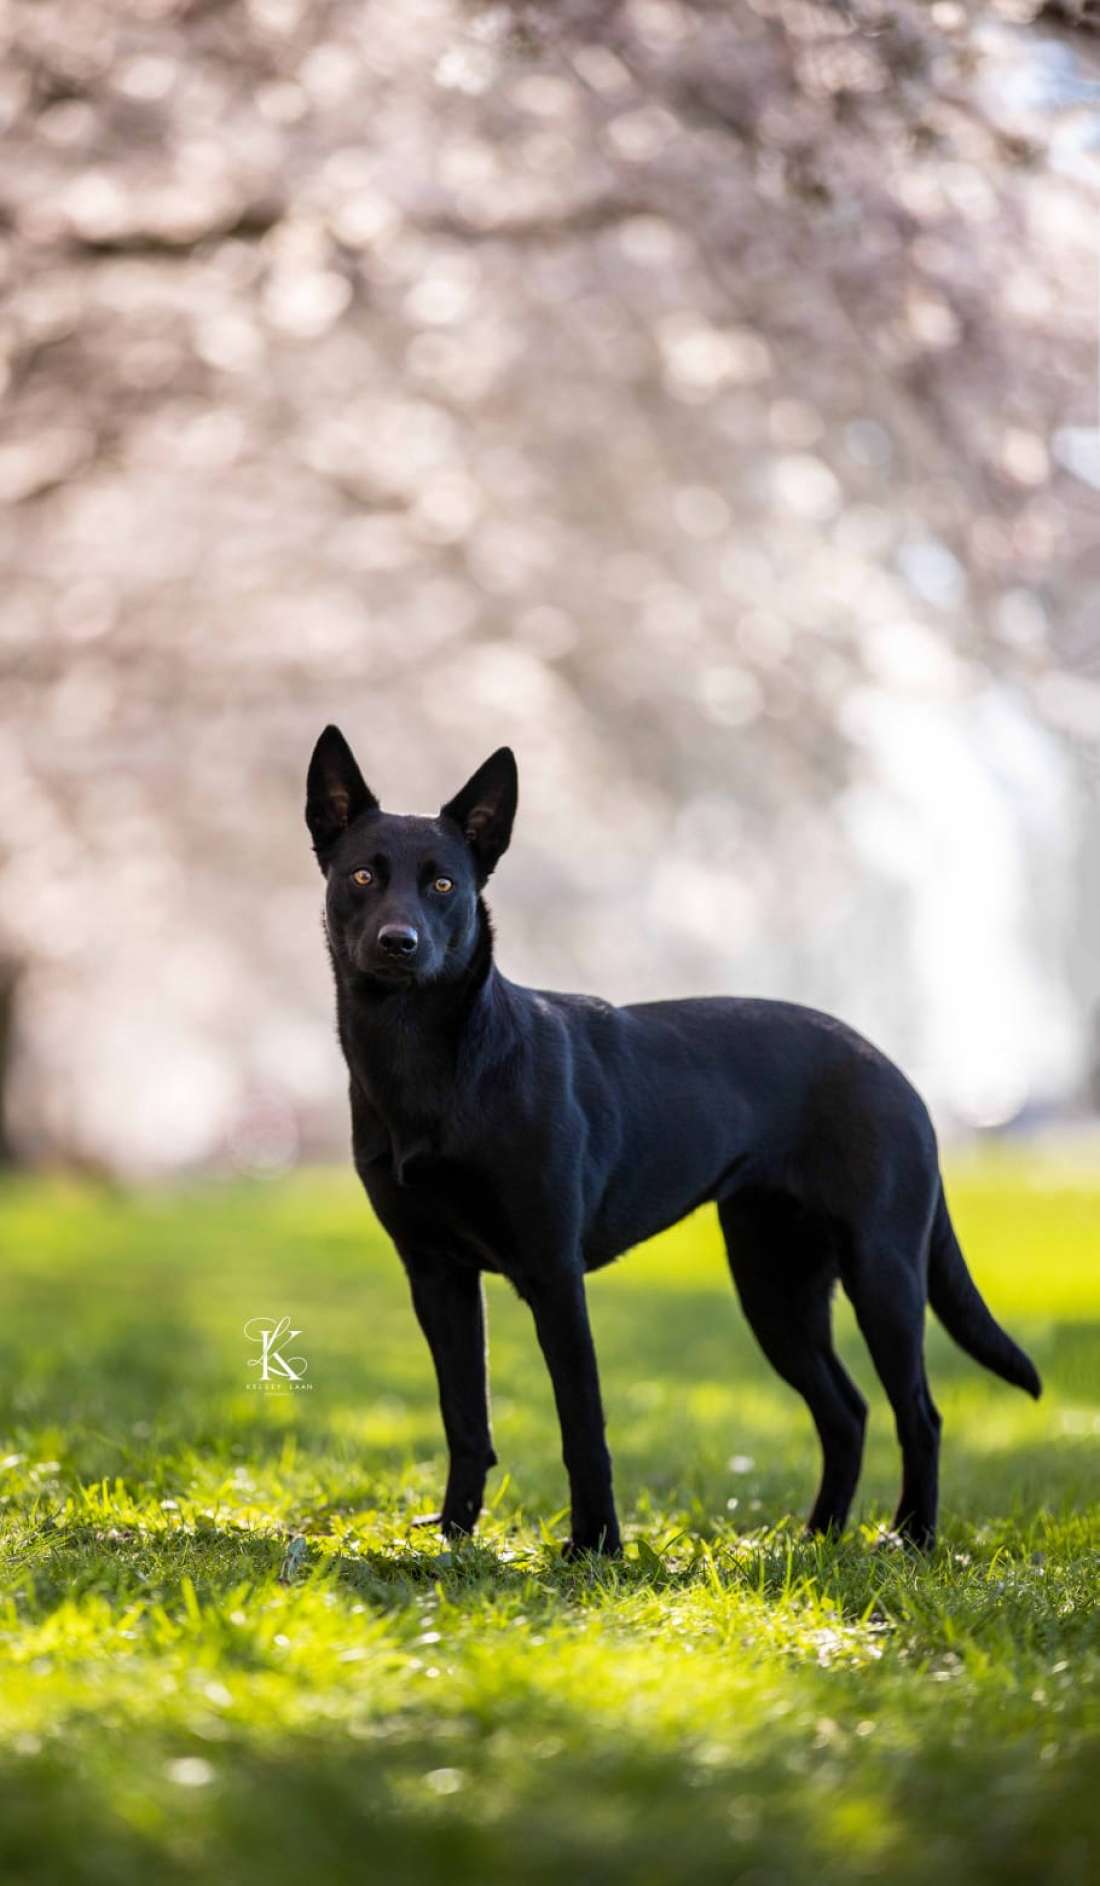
(378, 924, 419, 959)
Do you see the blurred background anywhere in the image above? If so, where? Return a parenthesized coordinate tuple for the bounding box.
(1, 0, 1098, 1179)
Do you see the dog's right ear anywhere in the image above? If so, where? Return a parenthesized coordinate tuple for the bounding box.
(305, 726, 379, 868)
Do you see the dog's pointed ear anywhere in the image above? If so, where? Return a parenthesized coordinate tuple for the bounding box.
(305, 725, 379, 868)
(440, 747, 518, 881)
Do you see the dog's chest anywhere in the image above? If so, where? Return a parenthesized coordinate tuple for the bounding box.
(362, 1140, 513, 1272)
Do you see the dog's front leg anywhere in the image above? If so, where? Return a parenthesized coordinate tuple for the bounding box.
(523, 1268, 621, 1556)
(403, 1252, 497, 1539)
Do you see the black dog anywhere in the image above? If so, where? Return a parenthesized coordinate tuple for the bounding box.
(306, 728, 1040, 1553)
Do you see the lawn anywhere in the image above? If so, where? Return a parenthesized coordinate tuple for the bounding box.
(0, 1155, 1097, 1884)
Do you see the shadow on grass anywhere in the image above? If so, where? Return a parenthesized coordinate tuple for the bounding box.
(0, 1680, 1096, 1886)
(12, 1497, 1094, 1659)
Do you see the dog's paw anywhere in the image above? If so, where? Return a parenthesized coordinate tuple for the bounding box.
(872, 1523, 935, 1555)
(411, 1510, 479, 1542)
(562, 1526, 622, 1560)
(439, 1515, 477, 1541)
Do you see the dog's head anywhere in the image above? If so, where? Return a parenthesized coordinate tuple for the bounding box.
(305, 726, 517, 988)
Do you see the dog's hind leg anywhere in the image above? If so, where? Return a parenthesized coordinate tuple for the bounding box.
(718, 1196, 867, 1538)
(842, 1239, 941, 1550)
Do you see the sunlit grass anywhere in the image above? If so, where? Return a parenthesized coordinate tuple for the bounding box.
(0, 1155, 1097, 1883)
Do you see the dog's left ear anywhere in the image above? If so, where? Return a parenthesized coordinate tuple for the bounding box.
(441, 747, 518, 882)
(306, 725, 379, 868)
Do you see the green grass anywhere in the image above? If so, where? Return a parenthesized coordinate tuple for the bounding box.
(0, 1155, 1097, 1884)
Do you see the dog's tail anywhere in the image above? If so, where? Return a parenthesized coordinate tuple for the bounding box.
(927, 1184, 1041, 1398)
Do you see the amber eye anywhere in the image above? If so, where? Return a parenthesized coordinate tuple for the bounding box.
(351, 868, 373, 887)
(433, 876, 454, 894)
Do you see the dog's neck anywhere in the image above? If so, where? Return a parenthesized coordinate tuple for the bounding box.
(332, 899, 503, 1134)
